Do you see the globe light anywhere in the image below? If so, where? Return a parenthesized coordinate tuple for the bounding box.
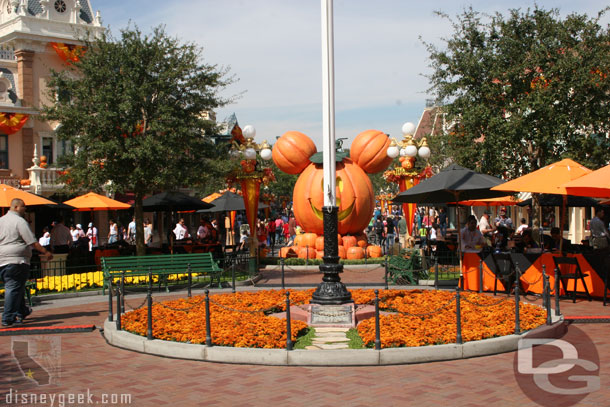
(418, 145, 431, 159)
(386, 145, 399, 158)
(242, 125, 256, 139)
(260, 148, 272, 160)
(244, 148, 257, 160)
(404, 144, 418, 158)
(401, 122, 416, 136)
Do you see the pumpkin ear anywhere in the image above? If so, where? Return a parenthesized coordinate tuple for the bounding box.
(350, 129, 393, 173)
(272, 131, 317, 174)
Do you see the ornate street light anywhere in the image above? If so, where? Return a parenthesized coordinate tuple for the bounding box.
(383, 122, 433, 236)
(228, 125, 274, 272)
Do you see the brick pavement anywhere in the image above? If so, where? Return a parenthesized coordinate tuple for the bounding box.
(0, 268, 608, 407)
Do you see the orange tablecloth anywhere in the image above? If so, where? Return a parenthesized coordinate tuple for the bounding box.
(462, 252, 608, 298)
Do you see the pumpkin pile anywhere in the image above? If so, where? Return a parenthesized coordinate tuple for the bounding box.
(279, 232, 383, 259)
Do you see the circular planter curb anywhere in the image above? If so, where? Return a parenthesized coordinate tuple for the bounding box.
(103, 315, 565, 366)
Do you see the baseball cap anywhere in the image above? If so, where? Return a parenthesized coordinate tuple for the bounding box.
(88, 222, 93, 227)
(500, 207, 507, 212)
(76, 224, 82, 229)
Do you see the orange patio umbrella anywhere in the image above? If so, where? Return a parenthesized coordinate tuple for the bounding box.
(562, 163, 610, 199)
(202, 192, 222, 203)
(0, 184, 57, 207)
(491, 158, 592, 195)
(455, 195, 520, 206)
(63, 192, 131, 211)
(491, 158, 592, 251)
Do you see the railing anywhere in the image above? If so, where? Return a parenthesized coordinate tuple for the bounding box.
(26, 166, 64, 195)
(0, 47, 16, 61)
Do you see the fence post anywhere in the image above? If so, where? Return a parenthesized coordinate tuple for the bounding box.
(543, 272, 551, 325)
(455, 287, 462, 344)
(554, 267, 561, 316)
(306, 246, 309, 267)
(374, 289, 381, 350)
(120, 271, 125, 314)
(384, 256, 389, 290)
(115, 279, 121, 331)
(204, 289, 212, 347)
(285, 291, 293, 351)
(478, 259, 483, 293)
(187, 263, 192, 298)
(364, 246, 368, 265)
(147, 271, 153, 340)
(231, 260, 236, 294)
(107, 276, 113, 322)
(514, 265, 521, 335)
(434, 257, 439, 290)
(280, 257, 285, 290)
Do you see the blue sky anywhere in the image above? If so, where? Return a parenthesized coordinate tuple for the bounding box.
(95, 0, 609, 149)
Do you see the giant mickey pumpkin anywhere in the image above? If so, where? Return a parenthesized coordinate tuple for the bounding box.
(273, 130, 392, 235)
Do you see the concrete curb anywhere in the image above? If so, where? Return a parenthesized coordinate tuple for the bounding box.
(103, 314, 565, 366)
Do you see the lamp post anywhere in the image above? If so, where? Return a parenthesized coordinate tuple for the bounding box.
(228, 125, 274, 274)
(384, 122, 433, 236)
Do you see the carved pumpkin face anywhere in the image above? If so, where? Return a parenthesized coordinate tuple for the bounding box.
(292, 158, 373, 235)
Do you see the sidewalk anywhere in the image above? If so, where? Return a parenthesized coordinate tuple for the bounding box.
(0, 278, 608, 407)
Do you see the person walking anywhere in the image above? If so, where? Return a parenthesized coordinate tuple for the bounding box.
(0, 198, 53, 326)
(86, 222, 98, 251)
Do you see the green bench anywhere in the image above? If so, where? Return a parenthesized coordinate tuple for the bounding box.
(101, 252, 222, 294)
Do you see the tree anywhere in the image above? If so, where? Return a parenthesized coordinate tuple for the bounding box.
(43, 26, 233, 255)
(424, 6, 610, 178)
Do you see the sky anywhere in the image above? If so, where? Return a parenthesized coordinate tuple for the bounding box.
(95, 0, 609, 150)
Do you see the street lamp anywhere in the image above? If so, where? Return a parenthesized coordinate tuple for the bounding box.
(228, 125, 274, 272)
(383, 122, 433, 236)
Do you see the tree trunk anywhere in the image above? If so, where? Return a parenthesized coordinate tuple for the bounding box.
(135, 191, 146, 257)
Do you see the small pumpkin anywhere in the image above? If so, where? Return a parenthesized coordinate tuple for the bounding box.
(272, 131, 317, 174)
(367, 245, 383, 258)
(349, 129, 393, 174)
(356, 234, 368, 248)
(316, 250, 324, 259)
(298, 246, 316, 259)
(293, 234, 304, 247)
(315, 236, 325, 251)
(346, 246, 365, 260)
(301, 232, 317, 248)
(342, 235, 357, 249)
(338, 245, 347, 259)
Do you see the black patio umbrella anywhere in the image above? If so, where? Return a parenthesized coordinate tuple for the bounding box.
(517, 194, 599, 208)
(140, 191, 214, 212)
(392, 164, 507, 204)
(197, 191, 269, 213)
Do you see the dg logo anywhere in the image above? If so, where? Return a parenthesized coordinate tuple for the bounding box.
(513, 324, 600, 407)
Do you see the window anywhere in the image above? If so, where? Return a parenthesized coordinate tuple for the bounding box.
(42, 136, 54, 165)
(54, 0, 66, 13)
(57, 139, 73, 160)
(0, 135, 7, 169)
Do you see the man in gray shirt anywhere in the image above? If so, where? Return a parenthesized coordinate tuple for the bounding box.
(590, 207, 608, 249)
(0, 198, 53, 326)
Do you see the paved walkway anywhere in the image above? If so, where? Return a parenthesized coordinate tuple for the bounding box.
(1, 268, 608, 407)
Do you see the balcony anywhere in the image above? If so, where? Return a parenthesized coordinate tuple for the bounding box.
(26, 165, 64, 195)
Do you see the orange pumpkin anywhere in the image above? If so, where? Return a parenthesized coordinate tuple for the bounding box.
(349, 129, 393, 174)
(316, 250, 324, 259)
(347, 246, 365, 259)
(293, 234, 303, 247)
(301, 232, 317, 248)
(315, 236, 325, 251)
(298, 247, 316, 259)
(337, 234, 343, 246)
(367, 245, 383, 258)
(280, 247, 298, 258)
(342, 235, 357, 249)
(356, 234, 368, 248)
(338, 245, 346, 259)
(272, 131, 317, 174)
(292, 158, 374, 235)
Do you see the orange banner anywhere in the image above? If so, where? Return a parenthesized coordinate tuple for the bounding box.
(0, 113, 28, 135)
(399, 177, 417, 235)
(240, 178, 261, 240)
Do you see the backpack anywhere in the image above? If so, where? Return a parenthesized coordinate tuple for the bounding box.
(375, 220, 384, 233)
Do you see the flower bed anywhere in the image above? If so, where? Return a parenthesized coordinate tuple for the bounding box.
(121, 289, 546, 349)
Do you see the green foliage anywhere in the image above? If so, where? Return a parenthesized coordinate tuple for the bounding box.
(42, 25, 234, 255)
(294, 327, 316, 349)
(424, 6, 610, 176)
(346, 328, 365, 349)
